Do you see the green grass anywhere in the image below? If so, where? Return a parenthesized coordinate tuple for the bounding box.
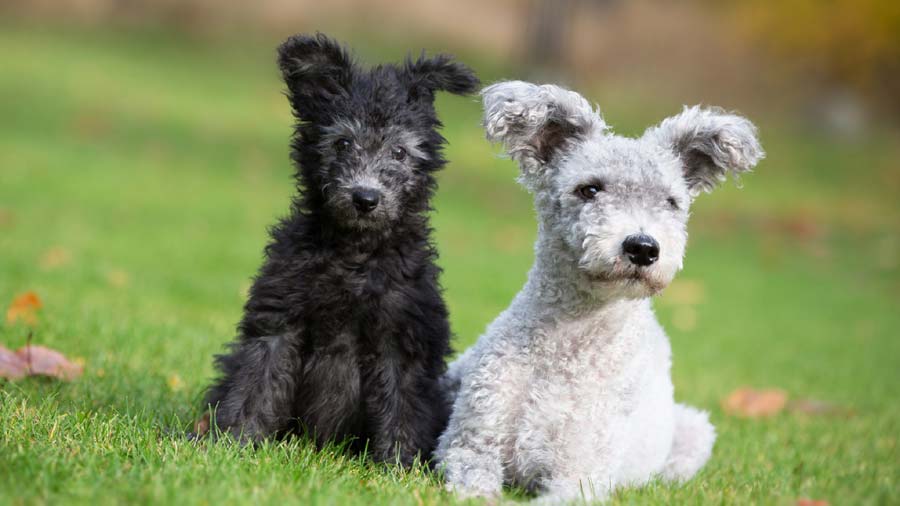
(1, 23, 899, 505)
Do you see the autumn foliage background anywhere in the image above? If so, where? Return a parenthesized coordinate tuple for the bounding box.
(1, 1, 898, 505)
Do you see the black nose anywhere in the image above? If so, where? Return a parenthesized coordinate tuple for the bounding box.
(351, 188, 381, 213)
(622, 234, 660, 266)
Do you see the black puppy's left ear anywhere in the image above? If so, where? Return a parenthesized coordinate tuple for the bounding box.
(405, 54, 479, 98)
(644, 106, 764, 195)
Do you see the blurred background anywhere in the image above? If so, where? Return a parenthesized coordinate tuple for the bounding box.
(1, 1, 898, 504)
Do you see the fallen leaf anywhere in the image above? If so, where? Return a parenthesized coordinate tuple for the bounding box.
(796, 499, 829, 506)
(0, 345, 28, 380)
(40, 247, 72, 270)
(6, 292, 42, 326)
(722, 387, 788, 418)
(17, 345, 83, 380)
(194, 412, 210, 437)
(780, 214, 824, 241)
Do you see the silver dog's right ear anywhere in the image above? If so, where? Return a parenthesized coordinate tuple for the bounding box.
(482, 81, 604, 177)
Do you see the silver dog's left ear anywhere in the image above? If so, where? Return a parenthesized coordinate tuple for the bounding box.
(644, 106, 764, 195)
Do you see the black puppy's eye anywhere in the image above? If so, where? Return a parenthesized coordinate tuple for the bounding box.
(577, 184, 604, 200)
(667, 197, 679, 210)
(334, 138, 351, 153)
(391, 146, 407, 161)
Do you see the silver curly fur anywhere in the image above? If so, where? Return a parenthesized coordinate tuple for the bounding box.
(437, 80, 764, 503)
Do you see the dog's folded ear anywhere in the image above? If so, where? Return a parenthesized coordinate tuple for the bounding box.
(404, 54, 479, 99)
(482, 81, 605, 180)
(277, 33, 353, 119)
(645, 106, 764, 196)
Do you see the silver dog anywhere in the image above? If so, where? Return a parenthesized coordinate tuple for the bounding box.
(437, 81, 764, 503)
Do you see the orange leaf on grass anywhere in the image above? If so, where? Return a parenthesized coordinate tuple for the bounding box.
(6, 292, 42, 326)
(194, 412, 211, 437)
(722, 387, 788, 418)
(796, 499, 829, 506)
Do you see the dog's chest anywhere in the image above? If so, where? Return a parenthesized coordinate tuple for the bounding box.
(505, 314, 650, 477)
(308, 255, 423, 347)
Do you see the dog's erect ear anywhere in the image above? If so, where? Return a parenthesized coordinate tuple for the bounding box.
(645, 106, 764, 195)
(277, 33, 353, 119)
(482, 81, 604, 178)
(404, 54, 479, 100)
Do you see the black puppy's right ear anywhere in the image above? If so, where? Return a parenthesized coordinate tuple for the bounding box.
(277, 33, 353, 119)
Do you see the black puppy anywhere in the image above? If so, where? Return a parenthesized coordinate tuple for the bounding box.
(203, 34, 477, 465)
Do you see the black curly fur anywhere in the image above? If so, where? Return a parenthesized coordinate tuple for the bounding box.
(203, 33, 478, 465)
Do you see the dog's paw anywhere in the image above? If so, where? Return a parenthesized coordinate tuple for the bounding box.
(444, 469, 502, 500)
(445, 483, 500, 501)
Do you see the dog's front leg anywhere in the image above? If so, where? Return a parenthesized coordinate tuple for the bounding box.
(364, 355, 448, 467)
(436, 346, 525, 499)
(205, 333, 302, 443)
(536, 403, 623, 504)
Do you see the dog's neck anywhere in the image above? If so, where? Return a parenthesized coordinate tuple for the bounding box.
(315, 211, 432, 257)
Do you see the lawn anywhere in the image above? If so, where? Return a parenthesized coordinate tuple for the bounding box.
(1, 23, 898, 505)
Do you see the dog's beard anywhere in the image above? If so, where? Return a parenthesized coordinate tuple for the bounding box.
(322, 190, 398, 232)
(578, 251, 673, 298)
(585, 268, 666, 298)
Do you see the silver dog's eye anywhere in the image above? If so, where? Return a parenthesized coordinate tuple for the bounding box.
(334, 138, 351, 153)
(577, 184, 604, 200)
(667, 197, 679, 210)
(391, 146, 407, 161)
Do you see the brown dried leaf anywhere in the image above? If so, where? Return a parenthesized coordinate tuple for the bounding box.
(17, 345, 83, 380)
(722, 387, 788, 418)
(194, 412, 211, 437)
(796, 499, 829, 506)
(0, 345, 28, 380)
(6, 292, 42, 326)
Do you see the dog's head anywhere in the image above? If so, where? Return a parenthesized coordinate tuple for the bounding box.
(278, 33, 478, 232)
(483, 81, 764, 298)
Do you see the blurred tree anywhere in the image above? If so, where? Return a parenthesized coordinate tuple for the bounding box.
(525, 0, 574, 75)
(524, 0, 619, 79)
(729, 0, 900, 118)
